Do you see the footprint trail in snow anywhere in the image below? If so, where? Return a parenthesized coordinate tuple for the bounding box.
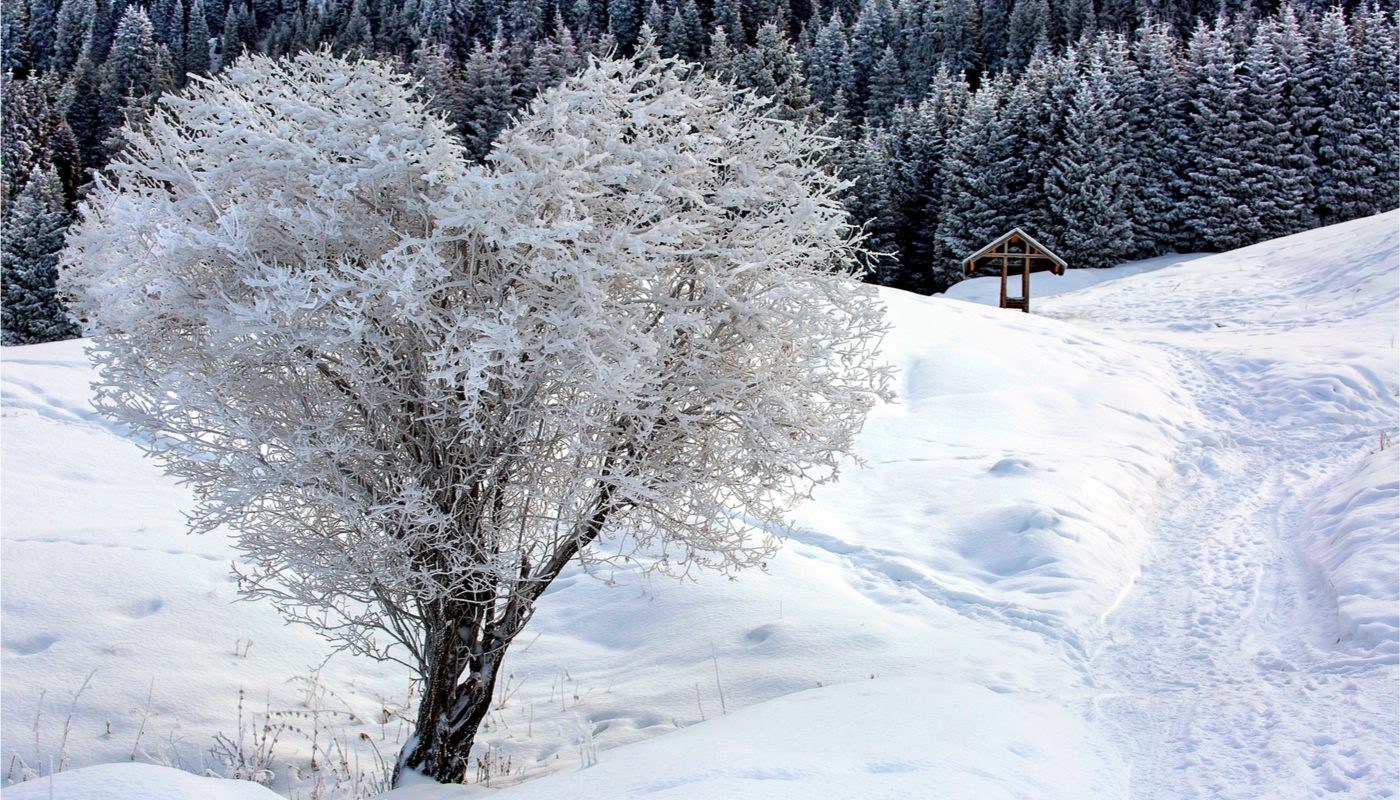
(1049, 215, 1400, 800)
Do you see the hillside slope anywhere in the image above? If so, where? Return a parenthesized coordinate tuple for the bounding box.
(3, 213, 1396, 799)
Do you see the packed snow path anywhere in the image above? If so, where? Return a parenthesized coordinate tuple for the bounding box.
(1048, 216, 1400, 799)
(1090, 349, 1396, 798)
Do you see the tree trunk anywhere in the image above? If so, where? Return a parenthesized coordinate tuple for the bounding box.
(392, 622, 508, 786)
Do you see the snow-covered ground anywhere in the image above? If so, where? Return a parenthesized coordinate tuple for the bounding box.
(944, 251, 1210, 307)
(3, 212, 1396, 799)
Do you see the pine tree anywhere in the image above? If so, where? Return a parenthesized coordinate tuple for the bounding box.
(525, 27, 581, 97)
(859, 68, 969, 292)
(939, 0, 981, 82)
(456, 37, 515, 159)
(87, 0, 127, 63)
(642, 0, 667, 43)
(507, 0, 544, 40)
(708, 25, 737, 78)
(2, 74, 80, 207)
(1058, 0, 1097, 45)
(848, 124, 903, 285)
(150, 0, 180, 44)
(1000, 49, 1075, 240)
(63, 54, 106, 170)
(936, 74, 1017, 284)
(663, 0, 703, 60)
(413, 41, 465, 135)
(221, 1, 257, 58)
(712, 0, 743, 41)
(608, 0, 641, 49)
(414, 0, 452, 45)
(27, 0, 57, 71)
(906, 69, 968, 280)
(336, 0, 373, 52)
(1006, 0, 1050, 72)
(1350, 3, 1399, 213)
(52, 0, 96, 73)
(1180, 19, 1255, 251)
(848, 0, 896, 120)
(2, 0, 33, 76)
(737, 23, 812, 121)
(979, 0, 1012, 73)
(1098, 0, 1137, 34)
(806, 13, 851, 112)
(100, 5, 159, 136)
(1130, 18, 1191, 255)
(184, 0, 212, 76)
(864, 45, 902, 122)
(1044, 61, 1135, 268)
(1309, 6, 1374, 224)
(896, 0, 938, 95)
(1238, 11, 1318, 241)
(1, 165, 78, 344)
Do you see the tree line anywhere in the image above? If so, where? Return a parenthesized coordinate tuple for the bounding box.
(2, 0, 1396, 341)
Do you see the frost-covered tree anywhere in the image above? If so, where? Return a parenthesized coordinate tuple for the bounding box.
(2, 0, 32, 76)
(1044, 60, 1135, 268)
(1238, 8, 1317, 240)
(52, 0, 96, 73)
(863, 44, 902, 121)
(980, 0, 1013, 72)
(1309, 6, 1373, 225)
(1131, 18, 1190, 255)
(182, 0, 212, 77)
(99, 5, 158, 134)
(806, 12, 852, 112)
(62, 49, 890, 786)
(28, 0, 57, 71)
(1006, 0, 1050, 71)
(1180, 19, 1255, 251)
(938, 0, 981, 81)
(1349, 2, 1399, 212)
(936, 73, 1016, 279)
(2, 165, 77, 344)
(736, 22, 812, 121)
(608, 0, 642, 49)
(2, 74, 80, 207)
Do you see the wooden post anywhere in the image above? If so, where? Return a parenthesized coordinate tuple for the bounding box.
(999, 259, 1009, 309)
(1021, 255, 1030, 313)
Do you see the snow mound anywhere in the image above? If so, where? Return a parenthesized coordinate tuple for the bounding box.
(1298, 446, 1400, 653)
(1, 762, 281, 800)
(383, 677, 1123, 800)
(944, 252, 1208, 307)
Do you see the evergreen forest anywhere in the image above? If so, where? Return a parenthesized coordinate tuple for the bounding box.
(1, 0, 1396, 342)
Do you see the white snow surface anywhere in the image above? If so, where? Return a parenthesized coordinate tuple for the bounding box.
(2, 763, 281, 800)
(3, 212, 1397, 799)
(944, 252, 1210, 307)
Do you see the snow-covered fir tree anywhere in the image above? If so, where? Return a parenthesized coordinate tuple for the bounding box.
(2, 165, 77, 344)
(1043, 56, 1135, 269)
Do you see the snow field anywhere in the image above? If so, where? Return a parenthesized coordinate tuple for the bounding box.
(3, 269, 1200, 796)
(3, 211, 1398, 799)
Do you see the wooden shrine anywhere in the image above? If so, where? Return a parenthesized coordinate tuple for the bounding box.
(961, 229, 1066, 313)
